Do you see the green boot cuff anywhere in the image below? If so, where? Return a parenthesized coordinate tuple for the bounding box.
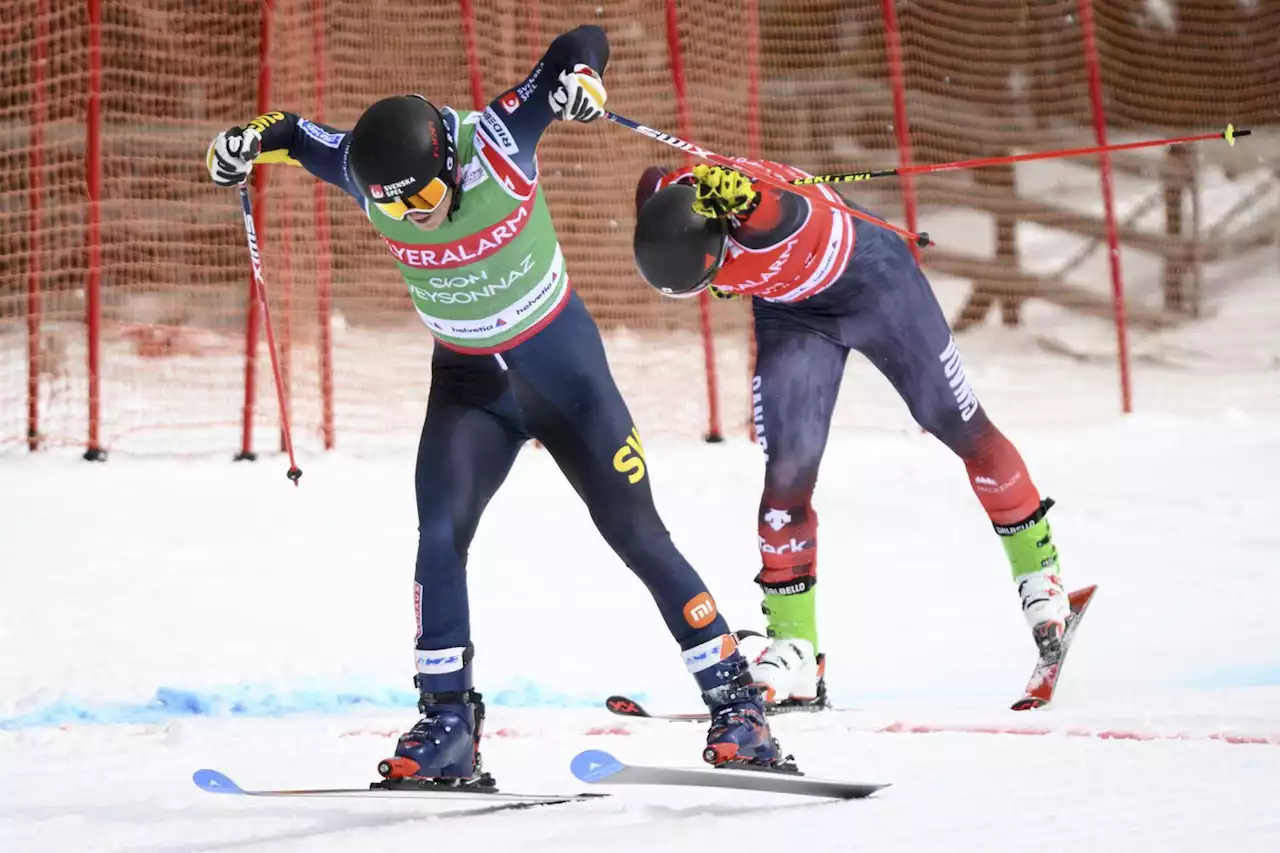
(762, 588, 819, 651)
(995, 498, 1061, 580)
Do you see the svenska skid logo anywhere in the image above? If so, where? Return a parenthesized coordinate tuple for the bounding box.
(612, 426, 646, 484)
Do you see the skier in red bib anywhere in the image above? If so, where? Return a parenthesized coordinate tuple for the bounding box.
(633, 161, 1072, 709)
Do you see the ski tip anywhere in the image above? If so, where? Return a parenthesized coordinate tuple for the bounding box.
(605, 695, 649, 718)
(1011, 697, 1049, 712)
(1069, 585, 1098, 609)
(571, 750, 626, 784)
(193, 769, 245, 794)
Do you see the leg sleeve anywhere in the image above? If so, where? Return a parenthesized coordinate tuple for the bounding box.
(750, 313, 848, 591)
(502, 291, 731, 650)
(847, 234, 1042, 525)
(414, 348, 525, 653)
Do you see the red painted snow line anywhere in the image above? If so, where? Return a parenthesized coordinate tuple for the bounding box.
(880, 722, 1051, 737)
(876, 721, 1280, 746)
(335, 721, 1280, 747)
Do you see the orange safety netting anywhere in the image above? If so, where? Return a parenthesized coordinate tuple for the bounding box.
(2, 0, 1277, 456)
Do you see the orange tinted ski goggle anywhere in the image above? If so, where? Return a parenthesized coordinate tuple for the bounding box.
(373, 175, 450, 220)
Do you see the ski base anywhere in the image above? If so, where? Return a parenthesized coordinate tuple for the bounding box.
(570, 749, 887, 800)
(1012, 584, 1097, 711)
(192, 769, 605, 808)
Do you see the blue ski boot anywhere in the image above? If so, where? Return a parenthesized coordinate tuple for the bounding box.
(376, 646, 492, 789)
(686, 634, 790, 768)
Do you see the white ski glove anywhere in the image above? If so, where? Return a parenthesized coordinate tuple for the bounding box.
(549, 64, 607, 123)
(206, 126, 263, 187)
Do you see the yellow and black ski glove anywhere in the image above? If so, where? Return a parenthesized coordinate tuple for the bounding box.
(691, 164, 757, 219)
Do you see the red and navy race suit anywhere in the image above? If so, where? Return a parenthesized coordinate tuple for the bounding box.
(264, 27, 738, 666)
(639, 163, 1045, 602)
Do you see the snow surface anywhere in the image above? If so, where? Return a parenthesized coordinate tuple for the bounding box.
(3, 413, 1280, 851)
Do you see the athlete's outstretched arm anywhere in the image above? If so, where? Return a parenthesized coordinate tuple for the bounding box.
(206, 111, 364, 206)
(475, 25, 610, 182)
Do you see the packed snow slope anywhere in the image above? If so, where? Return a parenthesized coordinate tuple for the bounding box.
(2, 414, 1279, 851)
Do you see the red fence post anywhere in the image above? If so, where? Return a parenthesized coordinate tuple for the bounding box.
(312, 0, 334, 449)
(458, 0, 486, 110)
(745, 0, 761, 161)
(84, 0, 105, 461)
(27, 0, 49, 452)
(881, 0, 920, 265)
(743, 0, 761, 441)
(527, 0, 542, 65)
(1077, 0, 1133, 414)
(238, 0, 275, 460)
(664, 0, 724, 442)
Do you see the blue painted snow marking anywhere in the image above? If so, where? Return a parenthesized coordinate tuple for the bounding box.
(571, 750, 626, 783)
(0, 687, 414, 730)
(0, 678, 611, 730)
(193, 769, 245, 794)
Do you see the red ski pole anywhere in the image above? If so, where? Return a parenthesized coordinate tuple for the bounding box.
(238, 185, 303, 485)
(604, 110, 932, 248)
(789, 124, 1250, 186)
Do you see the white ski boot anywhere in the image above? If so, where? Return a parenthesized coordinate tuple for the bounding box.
(748, 637, 829, 711)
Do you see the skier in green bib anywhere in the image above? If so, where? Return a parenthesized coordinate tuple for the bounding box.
(205, 25, 785, 786)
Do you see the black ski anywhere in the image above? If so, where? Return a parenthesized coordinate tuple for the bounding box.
(192, 769, 605, 811)
(570, 749, 888, 800)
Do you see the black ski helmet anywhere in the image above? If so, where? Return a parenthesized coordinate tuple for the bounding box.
(349, 94, 462, 219)
(633, 183, 729, 297)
